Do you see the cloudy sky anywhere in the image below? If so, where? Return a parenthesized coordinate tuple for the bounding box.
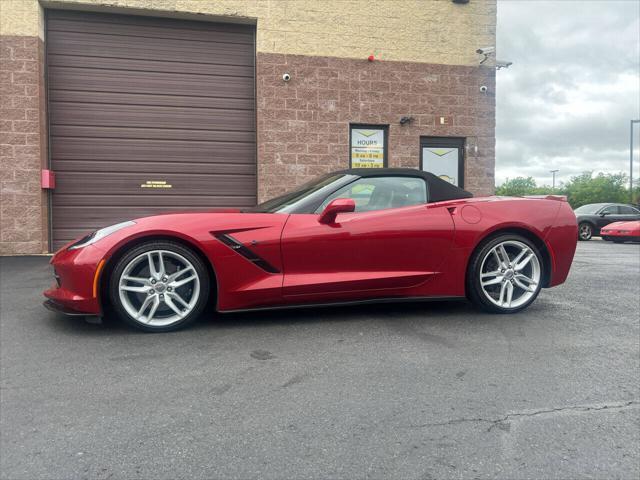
(496, 0, 640, 187)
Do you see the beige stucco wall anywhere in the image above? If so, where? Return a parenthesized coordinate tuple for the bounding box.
(1, 0, 496, 65)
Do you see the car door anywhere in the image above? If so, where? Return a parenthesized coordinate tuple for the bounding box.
(280, 175, 455, 302)
(597, 205, 622, 229)
(618, 205, 640, 221)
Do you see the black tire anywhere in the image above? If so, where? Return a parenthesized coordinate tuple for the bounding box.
(612, 239, 625, 244)
(109, 240, 210, 332)
(578, 222, 593, 241)
(466, 233, 544, 314)
(602, 236, 611, 241)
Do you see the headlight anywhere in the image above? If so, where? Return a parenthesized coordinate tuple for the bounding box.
(68, 221, 136, 250)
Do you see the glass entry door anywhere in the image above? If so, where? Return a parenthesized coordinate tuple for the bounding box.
(420, 137, 465, 188)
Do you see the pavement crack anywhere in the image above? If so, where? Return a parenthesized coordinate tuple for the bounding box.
(406, 400, 639, 431)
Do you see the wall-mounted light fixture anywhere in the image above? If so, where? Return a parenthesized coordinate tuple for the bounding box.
(399, 116, 414, 125)
(465, 140, 479, 157)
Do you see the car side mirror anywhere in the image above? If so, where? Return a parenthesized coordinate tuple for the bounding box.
(599, 212, 607, 217)
(318, 198, 356, 224)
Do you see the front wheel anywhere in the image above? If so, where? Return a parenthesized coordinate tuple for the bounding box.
(467, 234, 544, 314)
(109, 241, 210, 332)
(578, 222, 593, 241)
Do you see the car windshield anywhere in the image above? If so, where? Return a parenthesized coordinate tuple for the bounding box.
(574, 204, 608, 214)
(246, 174, 352, 213)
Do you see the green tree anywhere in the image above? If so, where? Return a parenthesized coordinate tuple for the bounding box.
(563, 172, 629, 208)
(495, 177, 542, 197)
(495, 172, 637, 208)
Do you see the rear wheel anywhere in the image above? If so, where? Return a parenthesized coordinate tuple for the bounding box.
(612, 239, 625, 244)
(578, 222, 593, 241)
(109, 241, 210, 332)
(467, 234, 544, 314)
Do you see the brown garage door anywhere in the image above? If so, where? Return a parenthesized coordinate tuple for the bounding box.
(46, 10, 256, 250)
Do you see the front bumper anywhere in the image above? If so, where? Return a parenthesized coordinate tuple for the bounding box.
(43, 299, 90, 316)
(43, 244, 107, 316)
(601, 229, 640, 238)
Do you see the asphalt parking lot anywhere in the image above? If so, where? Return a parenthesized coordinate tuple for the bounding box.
(1, 240, 639, 480)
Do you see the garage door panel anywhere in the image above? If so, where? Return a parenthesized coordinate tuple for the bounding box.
(50, 90, 255, 111)
(48, 67, 254, 99)
(52, 138, 255, 164)
(47, 10, 254, 40)
(51, 125, 256, 143)
(53, 160, 256, 176)
(47, 15, 254, 45)
(55, 172, 256, 196)
(47, 31, 254, 66)
(54, 194, 257, 207)
(47, 54, 254, 78)
(47, 10, 256, 250)
(50, 103, 255, 131)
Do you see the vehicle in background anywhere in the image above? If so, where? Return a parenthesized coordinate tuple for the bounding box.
(601, 221, 640, 243)
(574, 203, 640, 241)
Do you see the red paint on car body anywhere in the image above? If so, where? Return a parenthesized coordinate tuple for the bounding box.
(600, 221, 640, 241)
(44, 195, 578, 316)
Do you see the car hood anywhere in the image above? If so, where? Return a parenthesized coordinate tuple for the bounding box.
(601, 221, 640, 230)
(152, 207, 243, 215)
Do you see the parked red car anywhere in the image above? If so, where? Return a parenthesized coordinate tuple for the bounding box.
(600, 221, 640, 243)
(44, 169, 578, 332)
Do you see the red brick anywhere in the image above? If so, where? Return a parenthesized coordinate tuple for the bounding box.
(1, 228, 31, 242)
(11, 95, 40, 109)
(0, 108, 25, 120)
(286, 143, 307, 153)
(25, 133, 40, 145)
(296, 110, 316, 122)
(24, 84, 39, 96)
(0, 132, 27, 145)
(12, 120, 39, 133)
(11, 71, 37, 85)
(0, 181, 30, 194)
(308, 143, 328, 154)
(25, 109, 39, 121)
(0, 45, 13, 60)
(13, 169, 39, 182)
(11, 47, 37, 61)
(0, 83, 26, 96)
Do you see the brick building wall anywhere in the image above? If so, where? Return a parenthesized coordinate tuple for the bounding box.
(256, 53, 495, 201)
(1, 0, 496, 254)
(0, 36, 48, 255)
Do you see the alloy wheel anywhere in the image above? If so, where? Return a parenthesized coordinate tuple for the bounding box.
(118, 250, 200, 327)
(579, 223, 592, 240)
(479, 240, 541, 309)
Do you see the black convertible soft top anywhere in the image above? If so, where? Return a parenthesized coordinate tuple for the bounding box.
(336, 168, 474, 203)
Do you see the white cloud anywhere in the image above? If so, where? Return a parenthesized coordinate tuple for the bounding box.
(496, 0, 640, 187)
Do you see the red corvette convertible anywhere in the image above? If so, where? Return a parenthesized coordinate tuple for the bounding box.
(44, 169, 578, 332)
